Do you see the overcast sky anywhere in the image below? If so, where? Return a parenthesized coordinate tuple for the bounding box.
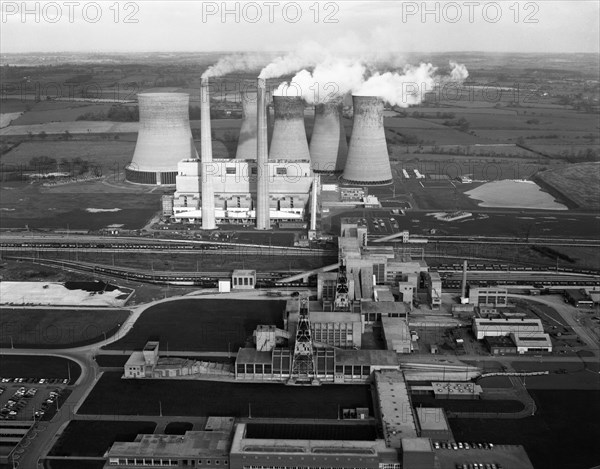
(1, 1, 598, 54)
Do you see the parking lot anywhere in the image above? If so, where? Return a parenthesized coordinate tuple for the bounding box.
(0, 379, 69, 421)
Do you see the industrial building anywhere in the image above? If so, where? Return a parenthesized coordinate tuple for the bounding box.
(414, 407, 453, 442)
(105, 417, 234, 468)
(230, 423, 400, 469)
(472, 317, 544, 340)
(468, 287, 508, 307)
(126, 93, 198, 185)
(511, 332, 553, 354)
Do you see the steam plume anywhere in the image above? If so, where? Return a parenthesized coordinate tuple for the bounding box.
(201, 53, 269, 79)
(273, 59, 366, 104)
(449, 61, 469, 83)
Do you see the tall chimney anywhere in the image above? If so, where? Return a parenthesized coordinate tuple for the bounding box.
(310, 173, 319, 231)
(200, 77, 215, 230)
(269, 96, 310, 161)
(309, 101, 347, 173)
(461, 260, 468, 302)
(256, 78, 270, 230)
(126, 92, 197, 185)
(341, 96, 393, 185)
(235, 89, 257, 160)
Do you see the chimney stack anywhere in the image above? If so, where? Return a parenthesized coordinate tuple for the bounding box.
(341, 96, 392, 185)
(235, 89, 257, 160)
(256, 78, 270, 230)
(309, 101, 347, 173)
(269, 96, 310, 161)
(127, 92, 197, 185)
(461, 260, 468, 303)
(200, 77, 215, 230)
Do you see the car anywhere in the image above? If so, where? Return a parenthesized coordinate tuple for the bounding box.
(39, 379, 46, 384)
(434, 442, 441, 449)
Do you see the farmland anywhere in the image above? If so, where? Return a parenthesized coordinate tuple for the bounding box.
(536, 162, 600, 209)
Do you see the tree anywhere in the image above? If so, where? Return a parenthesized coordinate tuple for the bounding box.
(38, 131, 47, 139)
(63, 130, 72, 140)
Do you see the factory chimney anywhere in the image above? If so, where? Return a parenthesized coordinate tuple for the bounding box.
(256, 78, 270, 230)
(127, 92, 198, 185)
(235, 90, 257, 160)
(460, 260, 469, 304)
(310, 173, 319, 232)
(309, 101, 347, 173)
(200, 78, 216, 230)
(341, 96, 393, 185)
(269, 96, 310, 161)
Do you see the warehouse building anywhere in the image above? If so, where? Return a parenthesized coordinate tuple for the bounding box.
(510, 332, 553, 354)
(105, 417, 234, 468)
(472, 317, 544, 340)
(468, 287, 508, 307)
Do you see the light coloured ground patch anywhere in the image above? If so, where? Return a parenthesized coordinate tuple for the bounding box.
(0, 112, 23, 128)
(465, 180, 567, 210)
(0, 282, 132, 307)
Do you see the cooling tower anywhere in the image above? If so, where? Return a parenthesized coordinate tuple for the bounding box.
(269, 96, 310, 161)
(235, 90, 257, 160)
(341, 96, 392, 185)
(200, 78, 215, 230)
(126, 92, 198, 185)
(256, 78, 270, 230)
(309, 101, 348, 173)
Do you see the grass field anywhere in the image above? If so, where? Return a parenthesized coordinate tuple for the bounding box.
(450, 390, 600, 469)
(78, 372, 373, 418)
(12, 103, 116, 125)
(104, 298, 286, 352)
(0, 308, 130, 348)
(48, 420, 156, 457)
(536, 162, 600, 209)
(0, 355, 81, 382)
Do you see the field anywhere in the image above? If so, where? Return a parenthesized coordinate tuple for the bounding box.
(0, 308, 130, 348)
(464, 180, 567, 210)
(0, 355, 81, 381)
(450, 390, 600, 469)
(104, 298, 286, 352)
(536, 162, 600, 209)
(78, 372, 373, 418)
(48, 420, 156, 457)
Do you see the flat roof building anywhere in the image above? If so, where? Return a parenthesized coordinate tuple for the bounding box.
(373, 370, 418, 449)
(510, 332, 553, 354)
(230, 423, 400, 469)
(414, 408, 453, 442)
(473, 317, 544, 340)
(105, 417, 234, 468)
(382, 317, 412, 354)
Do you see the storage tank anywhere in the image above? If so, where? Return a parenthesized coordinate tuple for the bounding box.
(126, 92, 197, 185)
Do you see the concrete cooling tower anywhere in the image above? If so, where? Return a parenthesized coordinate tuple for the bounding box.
(269, 96, 310, 161)
(235, 90, 258, 160)
(126, 92, 198, 185)
(309, 101, 348, 173)
(341, 95, 392, 185)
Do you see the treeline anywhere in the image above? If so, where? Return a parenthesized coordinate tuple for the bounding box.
(76, 105, 139, 122)
(531, 245, 575, 263)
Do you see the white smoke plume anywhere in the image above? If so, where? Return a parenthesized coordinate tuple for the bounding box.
(449, 61, 469, 83)
(354, 63, 438, 108)
(258, 41, 330, 79)
(272, 59, 366, 104)
(201, 53, 269, 79)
